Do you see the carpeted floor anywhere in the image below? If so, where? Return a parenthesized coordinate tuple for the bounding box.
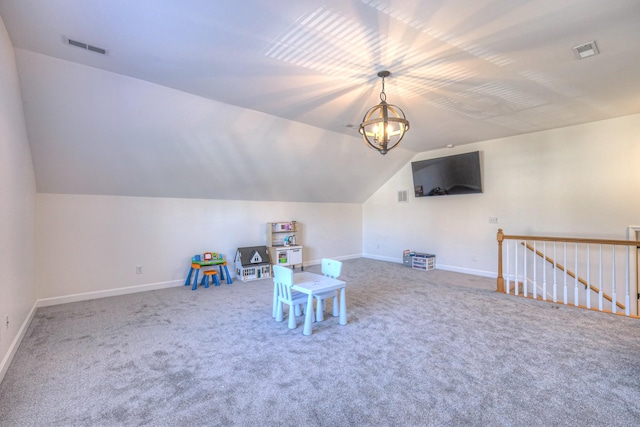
(1, 258, 640, 426)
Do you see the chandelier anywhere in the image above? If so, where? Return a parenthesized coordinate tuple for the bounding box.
(358, 70, 410, 155)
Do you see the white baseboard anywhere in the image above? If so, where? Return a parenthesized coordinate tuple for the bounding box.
(436, 264, 497, 278)
(37, 279, 185, 308)
(0, 301, 37, 384)
(362, 254, 497, 278)
(303, 253, 363, 268)
(362, 254, 403, 263)
(331, 253, 362, 262)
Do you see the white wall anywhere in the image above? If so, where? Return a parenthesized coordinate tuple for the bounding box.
(0, 16, 37, 380)
(363, 113, 640, 277)
(36, 194, 362, 302)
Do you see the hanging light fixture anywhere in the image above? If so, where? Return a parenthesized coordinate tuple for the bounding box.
(359, 70, 410, 155)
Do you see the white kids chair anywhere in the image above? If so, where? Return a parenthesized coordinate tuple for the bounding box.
(273, 265, 308, 330)
(313, 258, 342, 322)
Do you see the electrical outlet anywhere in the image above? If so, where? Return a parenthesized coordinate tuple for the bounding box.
(471, 254, 477, 262)
(489, 217, 498, 224)
(136, 266, 143, 274)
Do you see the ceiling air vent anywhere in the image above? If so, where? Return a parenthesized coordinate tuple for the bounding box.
(65, 37, 108, 55)
(572, 40, 599, 59)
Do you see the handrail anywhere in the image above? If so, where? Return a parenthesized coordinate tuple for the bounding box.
(496, 229, 640, 293)
(521, 242, 623, 310)
(499, 232, 640, 247)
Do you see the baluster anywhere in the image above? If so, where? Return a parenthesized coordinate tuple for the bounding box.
(542, 242, 547, 301)
(533, 241, 537, 299)
(505, 241, 510, 294)
(611, 246, 617, 314)
(523, 240, 528, 297)
(553, 242, 557, 303)
(515, 240, 519, 295)
(625, 246, 630, 317)
(598, 244, 603, 311)
(574, 243, 579, 306)
(563, 243, 567, 305)
(586, 244, 591, 309)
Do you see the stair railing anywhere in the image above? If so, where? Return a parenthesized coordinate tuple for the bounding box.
(497, 229, 640, 317)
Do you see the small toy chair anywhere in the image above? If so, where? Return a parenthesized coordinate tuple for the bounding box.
(273, 265, 308, 330)
(206, 252, 232, 284)
(314, 258, 342, 322)
(201, 270, 220, 288)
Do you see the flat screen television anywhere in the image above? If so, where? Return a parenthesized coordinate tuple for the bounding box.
(412, 151, 482, 197)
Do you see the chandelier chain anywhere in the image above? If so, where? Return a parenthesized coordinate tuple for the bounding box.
(379, 76, 386, 102)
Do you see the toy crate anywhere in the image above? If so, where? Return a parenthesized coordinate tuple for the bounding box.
(403, 249, 412, 267)
(405, 251, 435, 271)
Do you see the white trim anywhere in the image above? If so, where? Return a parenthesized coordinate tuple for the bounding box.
(36, 280, 184, 308)
(31, 255, 364, 308)
(626, 226, 640, 240)
(0, 301, 38, 384)
(626, 226, 640, 316)
(436, 264, 497, 278)
(362, 254, 497, 278)
(362, 253, 403, 263)
(304, 253, 362, 268)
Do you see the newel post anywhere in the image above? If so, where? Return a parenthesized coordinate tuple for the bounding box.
(497, 229, 505, 293)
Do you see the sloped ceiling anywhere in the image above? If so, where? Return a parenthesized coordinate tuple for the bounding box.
(1, 0, 640, 203)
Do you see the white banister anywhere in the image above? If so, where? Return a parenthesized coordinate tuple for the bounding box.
(533, 241, 537, 300)
(626, 246, 630, 316)
(574, 243, 579, 307)
(515, 240, 519, 295)
(553, 242, 557, 303)
(598, 245, 603, 312)
(586, 245, 591, 309)
(563, 243, 567, 305)
(497, 230, 640, 318)
(524, 240, 528, 297)
(505, 241, 510, 294)
(611, 246, 616, 314)
(542, 242, 547, 301)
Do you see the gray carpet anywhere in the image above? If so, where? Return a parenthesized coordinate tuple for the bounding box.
(1, 258, 640, 426)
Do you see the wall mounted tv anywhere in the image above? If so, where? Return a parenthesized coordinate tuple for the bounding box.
(412, 151, 483, 197)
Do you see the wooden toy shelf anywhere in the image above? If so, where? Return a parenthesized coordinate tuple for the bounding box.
(267, 221, 303, 270)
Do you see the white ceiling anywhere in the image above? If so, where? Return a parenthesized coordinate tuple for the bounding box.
(2, 0, 640, 202)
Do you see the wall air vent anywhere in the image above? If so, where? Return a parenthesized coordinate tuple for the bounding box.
(397, 190, 408, 203)
(572, 40, 599, 59)
(65, 37, 108, 55)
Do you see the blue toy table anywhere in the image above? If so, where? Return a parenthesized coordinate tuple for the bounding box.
(185, 259, 232, 290)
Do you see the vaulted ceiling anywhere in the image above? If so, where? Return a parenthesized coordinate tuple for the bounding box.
(2, 0, 639, 202)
